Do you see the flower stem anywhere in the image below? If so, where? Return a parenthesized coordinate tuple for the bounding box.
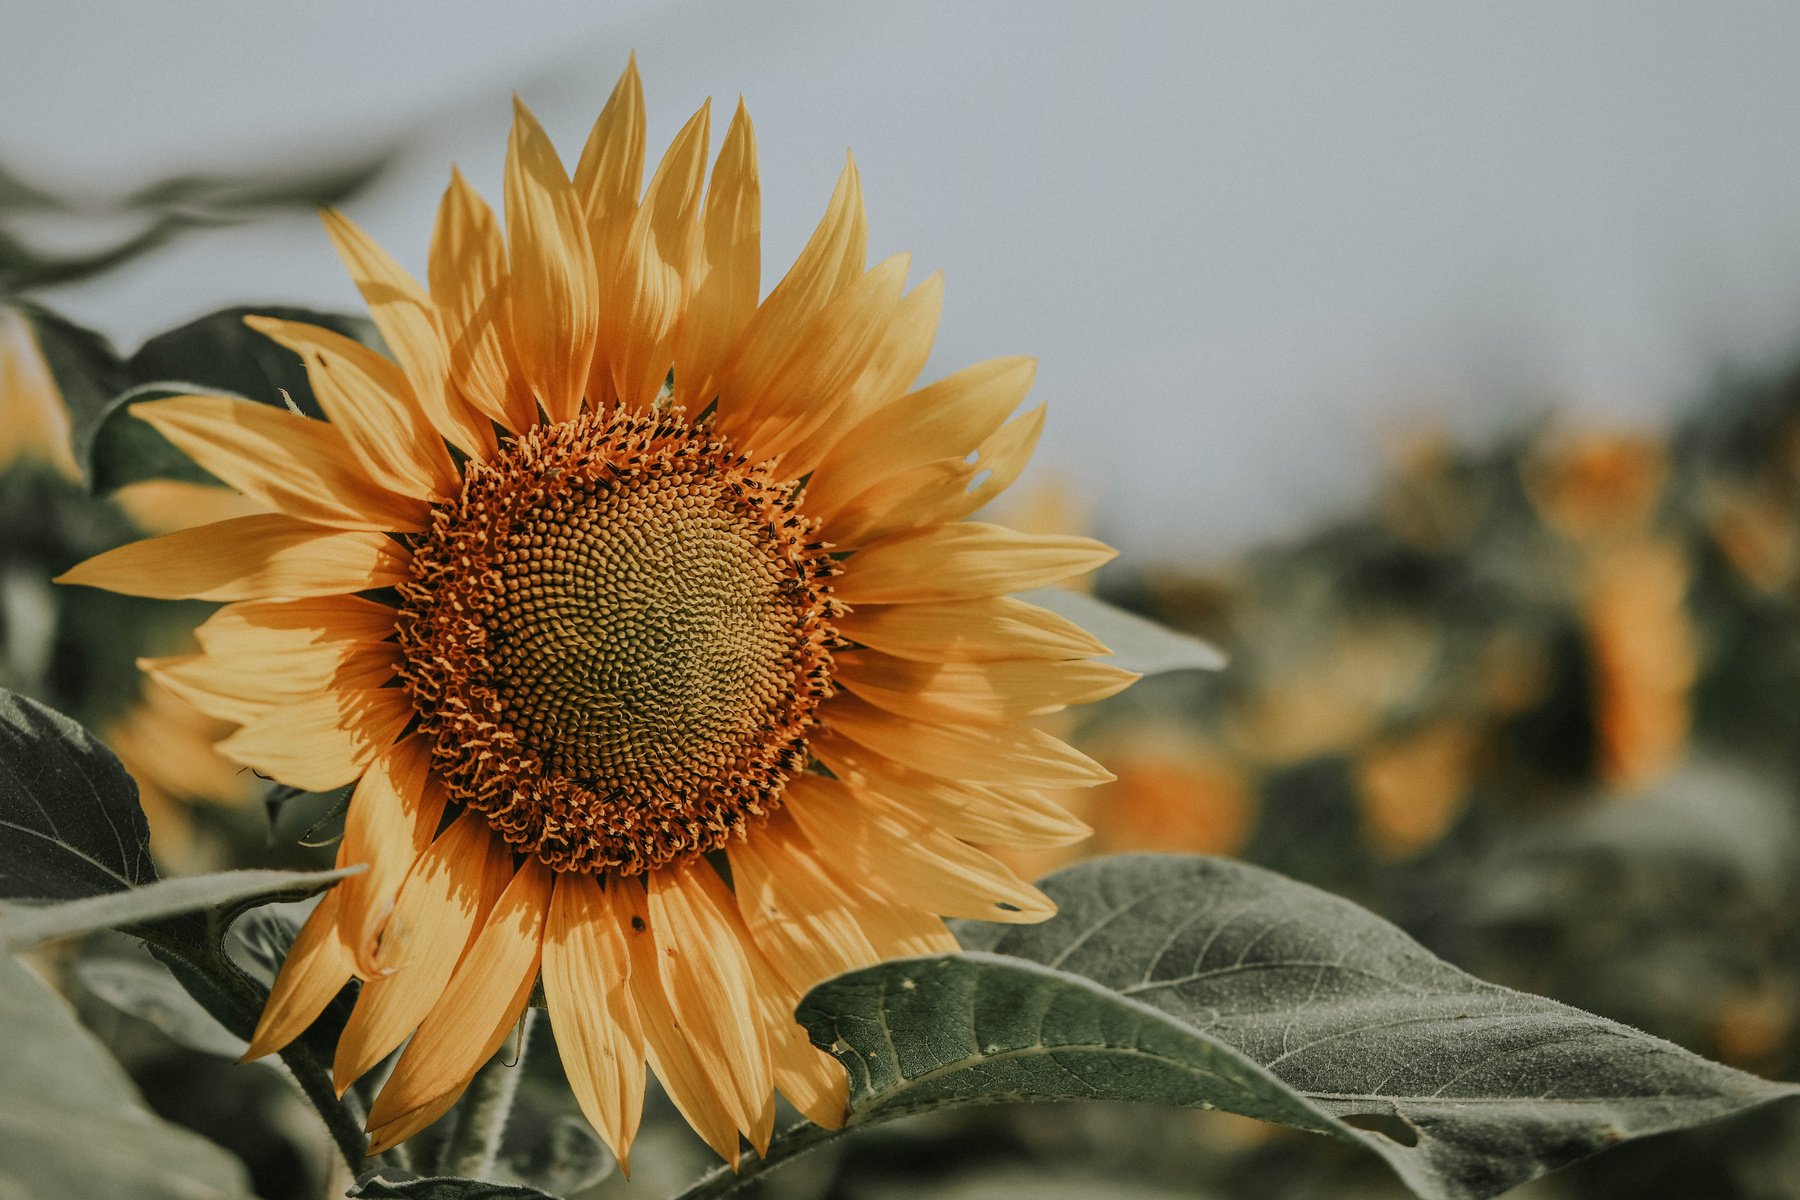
(441, 1008, 537, 1178)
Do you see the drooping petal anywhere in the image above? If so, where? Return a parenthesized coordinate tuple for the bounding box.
(366, 855, 553, 1132)
(728, 809, 880, 995)
(806, 356, 1035, 519)
(834, 649, 1137, 726)
(813, 730, 1093, 848)
(133, 395, 428, 532)
(321, 209, 495, 459)
(244, 316, 458, 500)
(823, 692, 1113, 788)
(429, 168, 538, 431)
(613, 876, 740, 1163)
(604, 101, 710, 412)
(335, 736, 449, 974)
(783, 774, 1055, 922)
(671, 98, 760, 412)
(833, 595, 1107, 663)
(835, 522, 1116, 605)
(644, 862, 775, 1156)
(242, 888, 352, 1060)
(218, 687, 415, 792)
(541, 872, 647, 1170)
(505, 97, 599, 424)
(333, 812, 514, 1092)
(55, 514, 409, 601)
(743, 936, 846, 1131)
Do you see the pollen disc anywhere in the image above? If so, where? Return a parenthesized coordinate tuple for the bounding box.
(395, 408, 841, 875)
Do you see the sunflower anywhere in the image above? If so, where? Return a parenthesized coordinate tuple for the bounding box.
(59, 58, 1129, 1166)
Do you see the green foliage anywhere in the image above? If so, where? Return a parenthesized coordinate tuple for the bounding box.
(796, 855, 1797, 1200)
(350, 1172, 563, 1199)
(0, 954, 255, 1199)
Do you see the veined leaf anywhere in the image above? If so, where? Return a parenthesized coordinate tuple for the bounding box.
(1018, 588, 1225, 674)
(75, 952, 251, 1058)
(0, 688, 151, 902)
(798, 855, 1797, 1200)
(0, 954, 254, 1199)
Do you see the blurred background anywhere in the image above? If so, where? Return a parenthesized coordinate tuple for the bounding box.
(6, 2, 1800, 1198)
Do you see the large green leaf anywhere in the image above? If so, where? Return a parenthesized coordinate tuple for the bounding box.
(0, 953, 254, 1199)
(797, 855, 1797, 1200)
(349, 1171, 562, 1199)
(0, 688, 151, 902)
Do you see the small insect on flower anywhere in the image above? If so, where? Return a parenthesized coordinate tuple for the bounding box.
(58, 56, 1132, 1168)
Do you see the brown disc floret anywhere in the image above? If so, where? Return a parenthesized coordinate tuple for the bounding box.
(395, 407, 842, 875)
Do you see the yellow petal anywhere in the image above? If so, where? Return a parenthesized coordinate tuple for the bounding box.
(336, 736, 448, 975)
(777, 270, 943, 481)
(244, 316, 457, 501)
(829, 403, 1046, 546)
(836, 522, 1116, 605)
(56, 514, 409, 601)
(365, 1089, 464, 1158)
(671, 98, 760, 412)
(505, 97, 599, 423)
(784, 774, 1055, 922)
(541, 872, 647, 1170)
(824, 691, 1113, 788)
(574, 55, 646, 266)
(604, 101, 710, 411)
(367, 855, 553, 1129)
(645, 862, 775, 1156)
(134, 395, 427, 532)
(333, 812, 513, 1092)
(614, 876, 741, 1163)
(242, 888, 352, 1060)
(834, 649, 1137, 726)
(744, 934, 846, 1131)
(194, 595, 399, 654)
(814, 731, 1093, 848)
(729, 811, 882, 994)
(0, 307, 80, 479)
(321, 209, 495, 459)
(429, 168, 538, 432)
(218, 687, 415, 791)
(806, 356, 1035, 519)
(142, 643, 400, 725)
(717, 253, 908, 465)
(108, 479, 268, 535)
(833, 595, 1107, 663)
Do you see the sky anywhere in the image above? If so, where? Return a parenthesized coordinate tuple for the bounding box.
(6, 1, 1800, 560)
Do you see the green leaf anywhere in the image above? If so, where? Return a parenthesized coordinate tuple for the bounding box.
(11, 302, 130, 463)
(76, 304, 376, 492)
(798, 855, 1797, 1200)
(0, 688, 151, 902)
(0, 864, 360, 951)
(1018, 588, 1225, 674)
(74, 951, 250, 1058)
(0, 953, 254, 1199)
(349, 1169, 564, 1199)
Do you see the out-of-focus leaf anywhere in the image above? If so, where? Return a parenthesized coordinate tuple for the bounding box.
(82, 304, 374, 492)
(0, 215, 200, 291)
(1019, 587, 1226, 674)
(0, 953, 254, 1199)
(0, 864, 359, 951)
(75, 952, 249, 1058)
(125, 147, 394, 212)
(504, 1114, 614, 1195)
(0, 687, 151, 902)
(349, 1169, 564, 1199)
(798, 854, 1797, 1200)
(12, 302, 130, 456)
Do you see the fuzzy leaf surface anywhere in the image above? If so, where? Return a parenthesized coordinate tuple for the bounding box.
(799, 854, 1797, 1200)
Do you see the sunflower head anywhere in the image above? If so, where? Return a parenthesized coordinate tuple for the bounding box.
(61, 56, 1128, 1168)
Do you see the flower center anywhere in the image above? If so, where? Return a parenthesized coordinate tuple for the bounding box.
(395, 408, 841, 875)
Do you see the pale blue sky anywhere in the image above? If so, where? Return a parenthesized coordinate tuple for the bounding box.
(7, 1, 1800, 559)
